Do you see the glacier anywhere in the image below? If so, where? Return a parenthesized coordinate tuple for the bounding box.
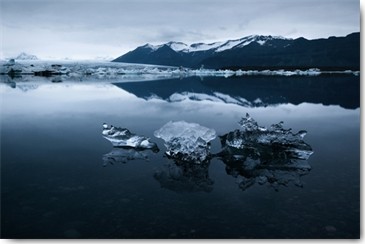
(102, 123, 159, 151)
(154, 121, 216, 163)
(217, 113, 314, 191)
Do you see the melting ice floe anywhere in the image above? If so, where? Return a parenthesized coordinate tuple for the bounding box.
(102, 123, 159, 151)
(154, 121, 216, 163)
(217, 113, 314, 191)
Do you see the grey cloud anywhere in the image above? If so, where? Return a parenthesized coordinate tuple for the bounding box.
(0, 0, 359, 59)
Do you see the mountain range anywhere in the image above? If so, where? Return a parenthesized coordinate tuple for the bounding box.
(113, 33, 360, 70)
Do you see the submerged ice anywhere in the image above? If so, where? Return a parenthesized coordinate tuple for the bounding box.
(102, 123, 158, 151)
(154, 160, 214, 193)
(102, 148, 153, 166)
(154, 121, 216, 163)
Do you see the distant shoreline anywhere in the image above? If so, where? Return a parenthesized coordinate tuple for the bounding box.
(0, 60, 360, 79)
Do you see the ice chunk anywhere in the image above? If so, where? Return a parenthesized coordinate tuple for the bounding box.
(102, 148, 154, 166)
(154, 160, 213, 192)
(232, 113, 313, 159)
(154, 121, 216, 163)
(238, 113, 267, 132)
(5, 59, 15, 66)
(217, 114, 314, 191)
(102, 123, 159, 151)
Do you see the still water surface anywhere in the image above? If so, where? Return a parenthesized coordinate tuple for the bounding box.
(1, 75, 360, 238)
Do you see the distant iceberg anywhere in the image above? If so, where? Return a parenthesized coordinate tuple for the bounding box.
(102, 123, 159, 151)
(14, 52, 38, 61)
(154, 121, 216, 163)
(0, 60, 360, 80)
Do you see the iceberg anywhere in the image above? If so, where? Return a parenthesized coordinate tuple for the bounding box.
(154, 121, 216, 163)
(14, 52, 38, 61)
(102, 123, 159, 151)
(217, 113, 314, 191)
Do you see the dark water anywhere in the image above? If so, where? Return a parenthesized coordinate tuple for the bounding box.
(1, 75, 360, 238)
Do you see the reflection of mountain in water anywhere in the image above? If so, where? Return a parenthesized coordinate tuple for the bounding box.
(114, 75, 359, 109)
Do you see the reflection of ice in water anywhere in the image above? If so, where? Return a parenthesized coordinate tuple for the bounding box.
(102, 148, 154, 167)
(154, 160, 213, 193)
(154, 121, 216, 163)
(102, 123, 159, 151)
(218, 113, 314, 191)
(219, 147, 312, 191)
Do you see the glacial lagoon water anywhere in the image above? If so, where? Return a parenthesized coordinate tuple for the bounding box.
(0, 75, 360, 238)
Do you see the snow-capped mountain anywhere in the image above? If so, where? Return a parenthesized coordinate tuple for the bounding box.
(113, 33, 360, 70)
(14, 52, 38, 60)
(137, 35, 291, 53)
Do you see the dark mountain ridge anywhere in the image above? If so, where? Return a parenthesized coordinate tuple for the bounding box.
(113, 33, 360, 70)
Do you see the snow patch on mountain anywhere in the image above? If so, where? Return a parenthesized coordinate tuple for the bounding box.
(166, 42, 189, 52)
(215, 39, 243, 52)
(141, 35, 292, 54)
(189, 42, 223, 52)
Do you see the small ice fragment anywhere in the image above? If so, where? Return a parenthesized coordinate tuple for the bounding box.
(102, 123, 158, 151)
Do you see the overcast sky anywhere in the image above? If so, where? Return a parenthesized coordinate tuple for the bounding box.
(0, 0, 360, 60)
